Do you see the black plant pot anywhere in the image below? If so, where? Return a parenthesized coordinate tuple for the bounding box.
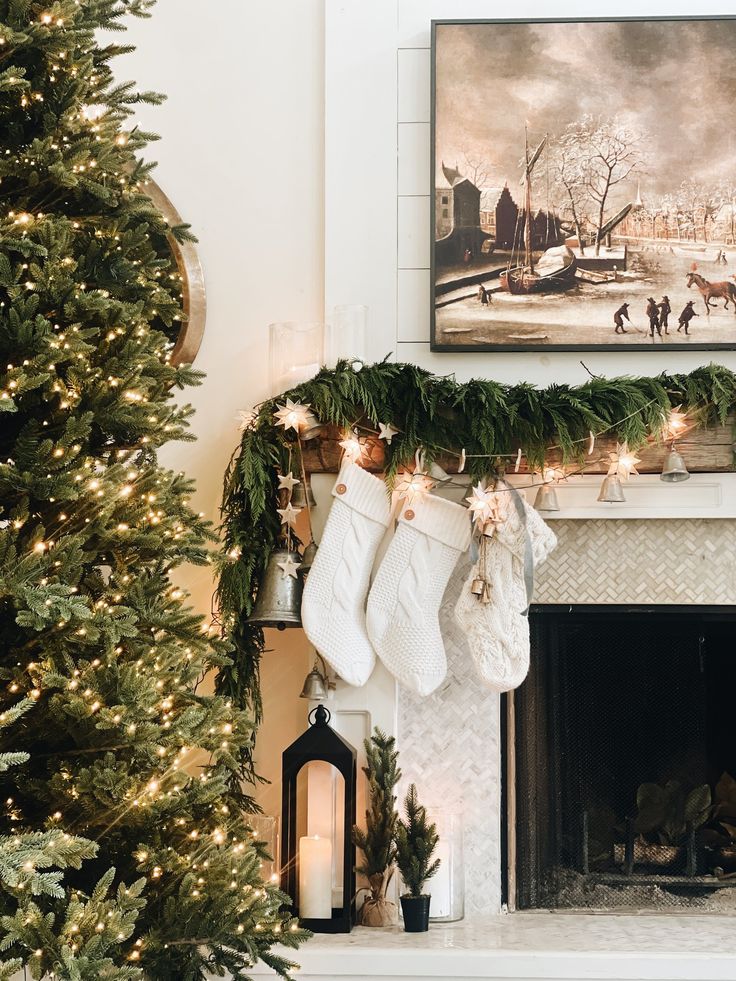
(400, 894, 431, 932)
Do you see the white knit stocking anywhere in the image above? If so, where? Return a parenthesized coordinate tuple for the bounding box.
(302, 462, 391, 686)
(455, 490, 557, 693)
(366, 494, 471, 696)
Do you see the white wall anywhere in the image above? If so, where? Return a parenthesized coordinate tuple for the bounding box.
(121, 0, 326, 803)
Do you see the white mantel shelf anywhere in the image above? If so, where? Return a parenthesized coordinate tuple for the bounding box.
(512, 473, 736, 519)
(250, 912, 736, 980)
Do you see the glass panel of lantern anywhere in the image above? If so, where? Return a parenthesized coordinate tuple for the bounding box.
(281, 705, 357, 933)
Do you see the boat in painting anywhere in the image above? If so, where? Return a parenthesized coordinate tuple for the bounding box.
(500, 130, 577, 295)
(501, 244, 577, 294)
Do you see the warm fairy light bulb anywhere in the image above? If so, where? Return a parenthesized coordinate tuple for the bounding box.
(338, 433, 363, 463)
(609, 443, 641, 481)
(665, 406, 688, 440)
(395, 469, 434, 503)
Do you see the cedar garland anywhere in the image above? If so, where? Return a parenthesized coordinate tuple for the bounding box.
(216, 358, 736, 716)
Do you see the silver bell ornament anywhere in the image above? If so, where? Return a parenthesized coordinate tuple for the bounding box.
(249, 547, 303, 630)
(534, 482, 560, 512)
(291, 476, 317, 509)
(597, 474, 626, 503)
(298, 541, 319, 579)
(660, 447, 690, 482)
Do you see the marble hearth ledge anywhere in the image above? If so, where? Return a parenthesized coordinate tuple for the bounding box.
(249, 913, 736, 981)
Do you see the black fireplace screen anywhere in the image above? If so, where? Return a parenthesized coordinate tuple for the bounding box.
(512, 606, 736, 912)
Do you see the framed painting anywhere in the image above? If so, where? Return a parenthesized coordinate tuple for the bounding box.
(430, 17, 736, 352)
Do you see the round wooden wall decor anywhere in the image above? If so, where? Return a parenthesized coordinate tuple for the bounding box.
(145, 179, 206, 367)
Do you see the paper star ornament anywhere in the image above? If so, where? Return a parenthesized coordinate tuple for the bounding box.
(277, 553, 301, 579)
(274, 399, 315, 433)
(395, 470, 434, 503)
(339, 435, 363, 462)
(378, 422, 399, 444)
(278, 472, 300, 493)
(609, 443, 641, 480)
(236, 409, 256, 432)
(277, 502, 302, 527)
(466, 481, 499, 526)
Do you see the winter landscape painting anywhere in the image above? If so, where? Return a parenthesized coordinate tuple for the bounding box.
(431, 17, 736, 351)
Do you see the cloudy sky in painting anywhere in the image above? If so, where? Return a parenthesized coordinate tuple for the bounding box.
(435, 19, 736, 203)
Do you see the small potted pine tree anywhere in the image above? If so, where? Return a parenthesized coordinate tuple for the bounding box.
(395, 784, 440, 932)
(352, 728, 401, 926)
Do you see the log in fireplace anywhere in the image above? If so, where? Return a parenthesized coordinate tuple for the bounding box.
(506, 605, 736, 912)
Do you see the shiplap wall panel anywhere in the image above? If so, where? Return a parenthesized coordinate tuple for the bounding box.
(398, 122, 430, 196)
(397, 48, 431, 122)
(398, 195, 431, 269)
(397, 269, 431, 343)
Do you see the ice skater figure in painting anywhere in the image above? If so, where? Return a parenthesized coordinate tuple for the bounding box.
(477, 284, 491, 306)
(686, 271, 736, 313)
(677, 300, 699, 335)
(646, 297, 661, 337)
(658, 296, 672, 334)
(613, 302, 631, 334)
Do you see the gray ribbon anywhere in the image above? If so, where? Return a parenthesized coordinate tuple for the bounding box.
(504, 481, 535, 617)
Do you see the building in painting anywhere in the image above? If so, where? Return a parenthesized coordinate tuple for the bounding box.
(435, 162, 491, 266)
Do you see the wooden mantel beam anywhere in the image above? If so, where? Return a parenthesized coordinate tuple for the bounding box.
(300, 419, 735, 476)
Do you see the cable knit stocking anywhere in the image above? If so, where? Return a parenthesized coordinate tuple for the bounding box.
(301, 462, 391, 686)
(366, 494, 471, 696)
(455, 490, 557, 693)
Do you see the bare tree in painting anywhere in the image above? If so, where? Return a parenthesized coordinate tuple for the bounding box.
(550, 125, 592, 255)
(579, 116, 646, 256)
(715, 179, 736, 244)
(459, 149, 493, 190)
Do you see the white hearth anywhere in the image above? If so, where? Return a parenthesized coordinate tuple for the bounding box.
(250, 912, 736, 979)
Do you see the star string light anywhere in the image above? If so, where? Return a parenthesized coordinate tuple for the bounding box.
(465, 481, 499, 527)
(273, 399, 315, 433)
(609, 442, 641, 480)
(664, 406, 689, 441)
(394, 469, 434, 503)
(339, 431, 364, 463)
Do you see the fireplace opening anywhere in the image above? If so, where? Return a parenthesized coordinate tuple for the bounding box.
(508, 605, 736, 912)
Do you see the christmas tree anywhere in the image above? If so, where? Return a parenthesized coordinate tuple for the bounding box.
(395, 784, 439, 898)
(352, 728, 400, 925)
(0, 1, 306, 977)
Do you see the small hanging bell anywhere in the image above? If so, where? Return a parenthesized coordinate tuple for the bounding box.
(299, 662, 329, 701)
(298, 541, 318, 579)
(291, 476, 317, 509)
(534, 483, 560, 512)
(660, 447, 690, 483)
(597, 474, 626, 503)
(249, 547, 303, 630)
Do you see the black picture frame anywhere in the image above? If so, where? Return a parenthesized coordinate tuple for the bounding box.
(430, 16, 736, 353)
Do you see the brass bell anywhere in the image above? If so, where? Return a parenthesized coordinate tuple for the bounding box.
(299, 657, 330, 701)
(298, 541, 318, 578)
(660, 447, 690, 482)
(534, 483, 560, 512)
(249, 547, 303, 630)
(291, 476, 317, 509)
(471, 576, 486, 596)
(597, 474, 626, 503)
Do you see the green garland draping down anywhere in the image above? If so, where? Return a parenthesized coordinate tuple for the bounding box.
(216, 358, 736, 716)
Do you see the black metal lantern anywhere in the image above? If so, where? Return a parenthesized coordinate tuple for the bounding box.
(281, 704, 357, 933)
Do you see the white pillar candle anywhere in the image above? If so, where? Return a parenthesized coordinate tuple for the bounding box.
(299, 835, 333, 919)
(428, 840, 451, 917)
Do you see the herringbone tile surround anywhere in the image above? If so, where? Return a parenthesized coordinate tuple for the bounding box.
(397, 519, 736, 915)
